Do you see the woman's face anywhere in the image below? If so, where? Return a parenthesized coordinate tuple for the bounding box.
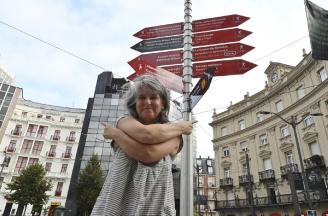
(136, 85, 164, 124)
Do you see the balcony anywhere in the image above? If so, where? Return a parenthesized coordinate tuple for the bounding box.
(46, 151, 56, 158)
(66, 136, 76, 143)
(51, 135, 60, 141)
(280, 163, 299, 179)
(220, 177, 233, 189)
(239, 174, 253, 186)
(25, 132, 36, 137)
(54, 190, 62, 196)
(36, 133, 46, 139)
(304, 155, 326, 171)
(259, 169, 275, 183)
(62, 153, 72, 159)
(6, 146, 16, 153)
(11, 129, 22, 136)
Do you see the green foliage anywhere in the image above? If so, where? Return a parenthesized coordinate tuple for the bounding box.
(76, 154, 105, 215)
(5, 163, 52, 207)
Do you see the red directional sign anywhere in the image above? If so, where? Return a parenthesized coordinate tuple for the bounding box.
(193, 28, 251, 47)
(160, 59, 257, 78)
(127, 60, 183, 93)
(129, 43, 253, 66)
(131, 28, 252, 53)
(134, 14, 249, 39)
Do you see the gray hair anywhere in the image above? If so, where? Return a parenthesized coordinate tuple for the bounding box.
(125, 75, 170, 123)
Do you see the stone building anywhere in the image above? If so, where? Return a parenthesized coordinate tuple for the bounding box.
(210, 53, 328, 216)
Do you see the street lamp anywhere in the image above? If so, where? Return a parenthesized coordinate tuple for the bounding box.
(195, 156, 202, 216)
(259, 111, 323, 211)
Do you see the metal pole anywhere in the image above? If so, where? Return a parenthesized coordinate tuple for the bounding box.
(180, 0, 193, 215)
(246, 153, 255, 216)
(197, 166, 201, 216)
(287, 170, 301, 215)
(291, 116, 313, 209)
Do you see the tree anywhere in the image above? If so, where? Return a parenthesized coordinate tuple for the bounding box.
(76, 154, 105, 216)
(5, 163, 52, 216)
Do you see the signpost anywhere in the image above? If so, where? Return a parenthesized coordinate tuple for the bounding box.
(129, 9, 256, 216)
(131, 28, 252, 53)
(134, 14, 249, 39)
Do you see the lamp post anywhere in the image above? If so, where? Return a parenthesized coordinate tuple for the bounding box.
(259, 111, 323, 211)
(195, 156, 202, 216)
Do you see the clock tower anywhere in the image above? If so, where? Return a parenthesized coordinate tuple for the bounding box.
(264, 61, 294, 87)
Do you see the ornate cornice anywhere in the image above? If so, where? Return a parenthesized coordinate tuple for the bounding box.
(279, 141, 294, 152)
(258, 149, 272, 158)
(221, 159, 232, 167)
(302, 131, 318, 143)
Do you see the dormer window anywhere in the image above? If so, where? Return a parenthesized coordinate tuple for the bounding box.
(271, 72, 278, 83)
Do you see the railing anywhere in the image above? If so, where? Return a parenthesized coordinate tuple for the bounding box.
(239, 174, 253, 185)
(55, 190, 62, 196)
(66, 136, 76, 142)
(220, 177, 233, 188)
(26, 132, 36, 137)
(11, 129, 22, 136)
(304, 155, 326, 170)
(280, 163, 299, 177)
(214, 192, 327, 210)
(51, 135, 61, 141)
(62, 153, 72, 159)
(46, 151, 56, 158)
(6, 147, 16, 153)
(36, 133, 46, 139)
(259, 169, 275, 182)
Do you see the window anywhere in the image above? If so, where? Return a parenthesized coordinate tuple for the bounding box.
(208, 166, 213, 175)
(304, 115, 314, 127)
(223, 147, 230, 157)
(240, 141, 248, 152)
(309, 141, 321, 155)
(52, 130, 61, 141)
(68, 131, 76, 142)
(49, 145, 56, 157)
(45, 162, 52, 172)
(318, 67, 328, 82)
(63, 146, 72, 159)
(75, 119, 80, 123)
(297, 85, 305, 99)
(15, 156, 28, 173)
(238, 119, 245, 130)
(285, 151, 293, 164)
(221, 127, 227, 136)
(223, 167, 231, 178)
(60, 117, 65, 122)
(28, 158, 39, 166)
(21, 111, 28, 117)
(37, 114, 42, 118)
(37, 126, 48, 138)
(7, 140, 17, 152)
(259, 134, 268, 145)
(3, 156, 11, 167)
(242, 163, 248, 174)
(276, 100, 284, 112)
(20, 139, 33, 154)
(26, 124, 37, 137)
(257, 112, 265, 122)
(281, 125, 289, 137)
(32, 141, 43, 155)
(263, 158, 272, 170)
(12, 124, 22, 135)
(61, 164, 68, 173)
(46, 115, 51, 120)
(55, 182, 64, 196)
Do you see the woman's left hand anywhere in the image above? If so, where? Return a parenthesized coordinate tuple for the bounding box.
(101, 122, 117, 140)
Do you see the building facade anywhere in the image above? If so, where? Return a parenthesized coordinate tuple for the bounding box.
(0, 98, 84, 216)
(210, 53, 328, 216)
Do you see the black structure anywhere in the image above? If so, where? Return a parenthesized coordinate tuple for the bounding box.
(65, 72, 128, 216)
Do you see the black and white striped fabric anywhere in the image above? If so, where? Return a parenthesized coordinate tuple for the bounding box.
(90, 146, 176, 216)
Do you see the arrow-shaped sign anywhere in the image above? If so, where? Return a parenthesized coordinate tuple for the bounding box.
(129, 43, 254, 67)
(131, 29, 252, 53)
(126, 60, 183, 93)
(160, 59, 257, 78)
(134, 14, 249, 39)
(190, 66, 215, 110)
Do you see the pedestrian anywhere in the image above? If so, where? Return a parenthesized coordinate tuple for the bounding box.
(91, 75, 193, 216)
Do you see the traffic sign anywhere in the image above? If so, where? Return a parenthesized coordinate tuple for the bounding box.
(127, 60, 183, 93)
(129, 43, 253, 67)
(161, 59, 257, 78)
(131, 29, 251, 53)
(193, 43, 254, 62)
(131, 35, 183, 53)
(134, 14, 249, 39)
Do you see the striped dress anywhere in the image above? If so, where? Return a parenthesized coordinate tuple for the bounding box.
(90, 148, 176, 216)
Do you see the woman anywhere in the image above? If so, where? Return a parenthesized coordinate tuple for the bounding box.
(91, 75, 193, 216)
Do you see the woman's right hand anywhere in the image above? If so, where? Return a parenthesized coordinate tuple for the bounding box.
(177, 121, 194, 135)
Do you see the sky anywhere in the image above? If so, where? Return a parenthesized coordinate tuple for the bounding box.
(0, 0, 328, 158)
